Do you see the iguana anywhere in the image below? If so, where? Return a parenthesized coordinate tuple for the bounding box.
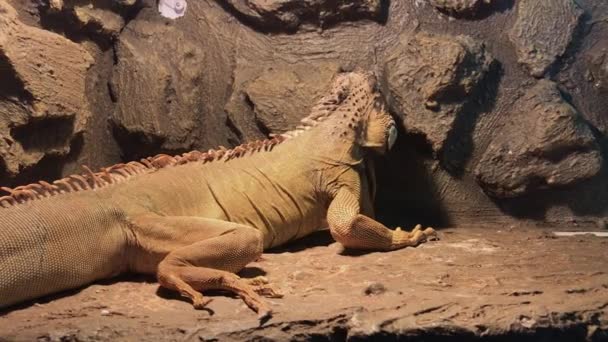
(0, 71, 436, 319)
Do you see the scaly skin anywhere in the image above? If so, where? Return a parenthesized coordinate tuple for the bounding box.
(0, 71, 436, 319)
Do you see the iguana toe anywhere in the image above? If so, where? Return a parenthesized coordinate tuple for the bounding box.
(245, 276, 269, 286)
(191, 295, 213, 309)
(412, 224, 423, 233)
(423, 227, 438, 240)
(253, 285, 284, 298)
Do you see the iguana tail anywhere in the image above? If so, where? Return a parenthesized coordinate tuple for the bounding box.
(0, 198, 128, 309)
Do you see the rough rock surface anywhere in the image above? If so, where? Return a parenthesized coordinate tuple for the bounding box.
(110, 10, 235, 159)
(1, 227, 606, 340)
(73, 5, 125, 38)
(45, 0, 138, 43)
(0, 0, 93, 179)
(587, 42, 608, 93)
(243, 62, 341, 134)
(509, 0, 584, 78)
(218, 0, 385, 32)
(475, 80, 602, 198)
(384, 32, 494, 155)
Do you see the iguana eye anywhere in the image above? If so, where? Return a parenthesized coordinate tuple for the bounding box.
(387, 124, 397, 149)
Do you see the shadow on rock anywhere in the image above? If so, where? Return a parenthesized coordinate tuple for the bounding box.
(441, 60, 502, 177)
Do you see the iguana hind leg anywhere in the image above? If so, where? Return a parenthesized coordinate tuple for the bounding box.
(129, 215, 281, 319)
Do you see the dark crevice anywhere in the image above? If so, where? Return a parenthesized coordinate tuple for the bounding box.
(402, 131, 434, 157)
(212, 316, 607, 342)
(441, 60, 502, 177)
(10, 116, 75, 152)
(0, 158, 8, 185)
(225, 114, 243, 146)
(244, 94, 272, 137)
(3, 134, 84, 189)
(110, 122, 179, 161)
(36, 0, 146, 51)
(546, 9, 590, 78)
(433, 0, 515, 21)
(214, 0, 390, 35)
(107, 81, 117, 103)
(349, 324, 602, 341)
(374, 128, 452, 228)
(0, 53, 34, 104)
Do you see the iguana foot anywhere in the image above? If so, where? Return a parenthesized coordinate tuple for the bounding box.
(392, 225, 437, 249)
(244, 276, 284, 298)
(159, 264, 274, 319)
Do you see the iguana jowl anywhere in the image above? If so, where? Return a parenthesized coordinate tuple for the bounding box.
(0, 71, 435, 319)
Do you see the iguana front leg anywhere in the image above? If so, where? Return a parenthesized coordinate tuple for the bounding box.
(326, 188, 436, 250)
(129, 215, 282, 319)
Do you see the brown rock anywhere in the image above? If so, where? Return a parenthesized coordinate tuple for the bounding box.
(384, 32, 494, 154)
(110, 13, 234, 158)
(243, 63, 341, 134)
(0, 0, 93, 178)
(509, 0, 583, 78)
(218, 0, 385, 31)
(73, 4, 125, 38)
(475, 80, 602, 198)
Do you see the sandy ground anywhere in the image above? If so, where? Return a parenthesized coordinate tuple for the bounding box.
(1, 226, 607, 341)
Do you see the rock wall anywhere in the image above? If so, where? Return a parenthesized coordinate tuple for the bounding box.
(0, 0, 606, 227)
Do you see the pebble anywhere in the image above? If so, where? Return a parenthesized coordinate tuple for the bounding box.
(363, 282, 387, 296)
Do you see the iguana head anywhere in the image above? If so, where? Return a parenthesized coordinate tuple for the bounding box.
(286, 71, 397, 155)
(358, 98, 398, 154)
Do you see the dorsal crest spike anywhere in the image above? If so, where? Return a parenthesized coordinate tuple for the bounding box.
(280, 71, 379, 139)
(0, 133, 292, 209)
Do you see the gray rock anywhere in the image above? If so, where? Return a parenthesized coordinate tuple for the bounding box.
(475, 80, 602, 198)
(384, 32, 494, 154)
(509, 0, 583, 78)
(110, 13, 234, 158)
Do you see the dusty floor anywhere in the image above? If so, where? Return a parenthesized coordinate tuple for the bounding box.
(1, 226, 607, 341)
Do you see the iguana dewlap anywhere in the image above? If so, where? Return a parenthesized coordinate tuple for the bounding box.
(0, 71, 435, 319)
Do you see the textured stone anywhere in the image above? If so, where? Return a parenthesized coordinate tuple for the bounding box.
(510, 0, 583, 78)
(110, 13, 234, 158)
(218, 0, 385, 31)
(384, 32, 494, 154)
(0, 0, 93, 178)
(244, 63, 341, 134)
(587, 46, 608, 93)
(475, 80, 602, 198)
(73, 4, 125, 38)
